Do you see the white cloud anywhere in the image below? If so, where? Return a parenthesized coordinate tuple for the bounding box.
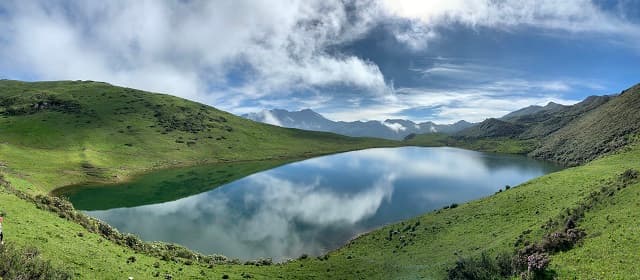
(323, 103, 409, 122)
(260, 110, 283, 127)
(0, 0, 633, 124)
(91, 171, 395, 260)
(412, 62, 519, 81)
(381, 121, 407, 133)
(379, 0, 640, 52)
(250, 173, 394, 225)
(396, 84, 581, 123)
(0, 0, 388, 104)
(323, 78, 583, 123)
(381, 0, 640, 33)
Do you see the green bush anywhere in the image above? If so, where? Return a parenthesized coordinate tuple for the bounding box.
(447, 252, 510, 280)
(620, 169, 639, 182)
(0, 243, 72, 280)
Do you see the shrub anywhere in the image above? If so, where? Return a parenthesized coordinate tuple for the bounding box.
(539, 228, 586, 253)
(447, 252, 505, 280)
(98, 221, 116, 237)
(526, 252, 549, 272)
(620, 169, 639, 182)
(495, 251, 513, 277)
(2, 180, 248, 269)
(124, 234, 144, 251)
(0, 243, 72, 280)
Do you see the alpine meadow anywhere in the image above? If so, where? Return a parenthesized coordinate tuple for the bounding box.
(1, 1, 640, 280)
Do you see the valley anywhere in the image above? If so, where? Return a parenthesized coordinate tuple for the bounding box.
(1, 80, 639, 279)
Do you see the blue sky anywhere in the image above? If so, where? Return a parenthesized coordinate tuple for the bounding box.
(1, 1, 639, 123)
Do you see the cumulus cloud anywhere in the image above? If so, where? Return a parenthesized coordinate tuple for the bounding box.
(0, 0, 388, 103)
(381, 0, 640, 35)
(0, 0, 635, 123)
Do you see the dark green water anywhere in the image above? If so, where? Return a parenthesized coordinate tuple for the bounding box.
(63, 147, 563, 261)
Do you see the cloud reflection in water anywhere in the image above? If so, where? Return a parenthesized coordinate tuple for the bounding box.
(88, 147, 561, 261)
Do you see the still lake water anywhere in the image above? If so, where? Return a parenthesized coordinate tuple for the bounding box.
(72, 147, 562, 261)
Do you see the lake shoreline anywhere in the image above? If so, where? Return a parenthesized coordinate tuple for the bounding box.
(49, 143, 406, 197)
(73, 146, 563, 261)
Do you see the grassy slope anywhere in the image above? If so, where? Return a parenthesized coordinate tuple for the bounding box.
(3, 80, 640, 279)
(299, 139, 640, 279)
(0, 137, 640, 279)
(52, 159, 295, 210)
(531, 84, 640, 166)
(0, 80, 395, 193)
(410, 85, 640, 168)
(404, 133, 536, 154)
(2, 138, 639, 279)
(551, 179, 640, 279)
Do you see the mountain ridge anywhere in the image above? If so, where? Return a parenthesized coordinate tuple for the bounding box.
(243, 108, 473, 140)
(442, 84, 640, 165)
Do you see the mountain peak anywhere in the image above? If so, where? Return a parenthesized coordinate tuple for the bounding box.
(243, 108, 471, 139)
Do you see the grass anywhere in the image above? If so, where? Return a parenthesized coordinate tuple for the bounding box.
(0, 80, 397, 193)
(2, 138, 639, 279)
(0, 242, 71, 280)
(405, 133, 536, 154)
(3, 80, 640, 279)
(52, 159, 295, 210)
(550, 180, 640, 278)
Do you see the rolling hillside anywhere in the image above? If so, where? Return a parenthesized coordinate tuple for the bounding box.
(2, 80, 640, 279)
(449, 84, 640, 166)
(531, 84, 640, 165)
(3, 136, 639, 279)
(0, 80, 395, 192)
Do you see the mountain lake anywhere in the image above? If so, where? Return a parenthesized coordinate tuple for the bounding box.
(57, 147, 564, 261)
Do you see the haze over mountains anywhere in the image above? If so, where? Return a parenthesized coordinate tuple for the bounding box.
(243, 109, 473, 140)
(245, 85, 640, 167)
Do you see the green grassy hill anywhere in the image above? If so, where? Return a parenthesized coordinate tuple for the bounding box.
(2, 133, 639, 279)
(432, 84, 640, 166)
(2, 80, 640, 279)
(531, 84, 640, 165)
(453, 118, 524, 138)
(501, 95, 610, 140)
(0, 80, 395, 193)
(457, 95, 610, 141)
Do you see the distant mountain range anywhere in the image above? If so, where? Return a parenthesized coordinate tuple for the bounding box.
(243, 108, 473, 140)
(243, 84, 640, 166)
(453, 87, 640, 166)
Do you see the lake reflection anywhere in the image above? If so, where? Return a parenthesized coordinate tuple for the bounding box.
(85, 147, 562, 261)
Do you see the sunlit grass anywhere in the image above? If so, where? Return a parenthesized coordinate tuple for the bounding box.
(2, 80, 640, 278)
